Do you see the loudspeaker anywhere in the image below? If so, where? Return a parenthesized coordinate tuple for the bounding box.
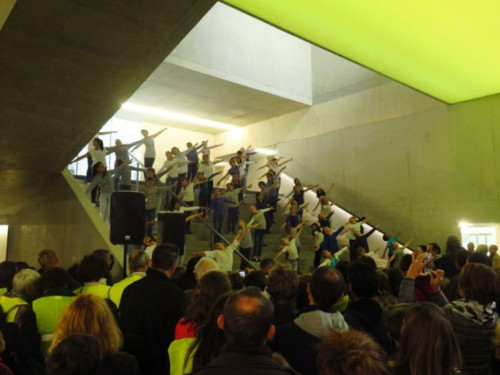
(157, 211, 185, 253)
(110, 192, 145, 244)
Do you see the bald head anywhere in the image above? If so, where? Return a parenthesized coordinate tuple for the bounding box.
(221, 287, 274, 345)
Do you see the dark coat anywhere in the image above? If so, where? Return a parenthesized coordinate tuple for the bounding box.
(192, 344, 293, 375)
(343, 298, 388, 349)
(119, 268, 186, 375)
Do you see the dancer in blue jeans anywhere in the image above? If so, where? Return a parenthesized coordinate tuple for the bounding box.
(247, 204, 273, 262)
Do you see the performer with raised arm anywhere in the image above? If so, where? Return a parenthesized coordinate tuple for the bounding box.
(130, 128, 167, 169)
(84, 161, 130, 226)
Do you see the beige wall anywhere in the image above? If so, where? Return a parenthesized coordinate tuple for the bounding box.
(214, 81, 500, 246)
(7, 170, 124, 277)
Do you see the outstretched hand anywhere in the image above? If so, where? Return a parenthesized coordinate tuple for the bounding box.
(429, 269, 445, 293)
(407, 252, 435, 280)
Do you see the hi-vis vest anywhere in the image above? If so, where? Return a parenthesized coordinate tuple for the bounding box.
(0, 295, 28, 323)
(108, 275, 143, 308)
(73, 284, 110, 299)
(32, 295, 74, 354)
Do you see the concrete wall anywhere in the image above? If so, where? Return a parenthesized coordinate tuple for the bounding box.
(7, 170, 124, 277)
(214, 81, 500, 246)
(167, 3, 312, 104)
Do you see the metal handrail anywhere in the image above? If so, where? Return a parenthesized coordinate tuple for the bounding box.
(168, 187, 257, 270)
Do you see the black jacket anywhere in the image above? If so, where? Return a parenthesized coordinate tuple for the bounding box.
(119, 268, 185, 375)
(192, 344, 294, 375)
(343, 298, 388, 349)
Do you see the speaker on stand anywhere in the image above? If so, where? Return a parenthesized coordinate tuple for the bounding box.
(157, 211, 186, 254)
(110, 192, 145, 278)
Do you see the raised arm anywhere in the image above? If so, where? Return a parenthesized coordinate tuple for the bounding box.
(216, 172, 230, 186)
(234, 221, 249, 242)
(185, 212, 203, 223)
(71, 152, 91, 163)
(277, 158, 293, 167)
(151, 128, 168, 139)
(324, 182, 335, 196)
(304, 184, 319, 193)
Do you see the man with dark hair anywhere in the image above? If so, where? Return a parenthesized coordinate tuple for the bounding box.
(274, 267, 349, 375)
(343, 262, 388, 348)
(74, 254, 110, 298)
(193, 287, 291, 375)
(120, 243, 185, 375)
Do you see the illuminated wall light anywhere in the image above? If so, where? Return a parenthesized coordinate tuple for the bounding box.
(459, 221, 471, 228)
(255, 148, 277, 155)
(121, 102, 238, 131)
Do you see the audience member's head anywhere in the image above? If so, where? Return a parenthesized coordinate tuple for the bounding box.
(468, 252, 493, 266)
(45, 334, 101, 375)
(467, 242, 475, 252)
(0, 261, 17, 292)
(458, 262, 499, 306)
(92, 249, 114, 271)
(317, 330, 391, 375)
(194, 257, 219, 282)
(456, 248, 469, 270)
(489, 244, 498, 257)
(184, 270, 231, 327)
(296, 273, 312, 310)
(386, 303, 410, 349)
(267, 264, 298, 305)
(259, 258, 275, 275)
(445, 235, 463, 256)
(349, 262, 377, 300)
(78, 254, 108, 283)
(334, 260, 351, 284)
(49, 294, 122, 357)
(373, 271, 398, 310)
(357, 256, 377, 270)
(128, 250, 149, 273)
(228, 272, 244, 290)
(395, 302, 461, 375)
(385, 268, 404, 297)
(12, 268, 40, 300)
(475, 244, 489, 255)
(189, 292, 233, 372)
(39, 267, 70, 293)
(184, 255, 202, 282)
(244, 271, 267, 292)
(427, 242, 441, 256)
(38, 249, 61, 272)
(309, 267, 345, 310)
(220, 287, 274, 346)
(152, 243, 179, 273)
(399, 254, 412, 273)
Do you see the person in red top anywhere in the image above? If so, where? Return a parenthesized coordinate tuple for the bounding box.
(175, 270, 231, 340)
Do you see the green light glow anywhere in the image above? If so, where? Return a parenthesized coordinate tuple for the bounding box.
(224, 0, 500, 103)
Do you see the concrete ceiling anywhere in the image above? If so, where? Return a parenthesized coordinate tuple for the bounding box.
(115, 61, 309, 133)
(0, 0, 217, 215)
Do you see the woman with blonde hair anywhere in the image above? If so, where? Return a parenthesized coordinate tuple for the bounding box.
(48, 294, 139, 374)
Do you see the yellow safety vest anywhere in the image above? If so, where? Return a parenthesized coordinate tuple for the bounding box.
(168, 337, 196, 375)
(73, 284, 110, 299)
(32, 295, 75, 354)
(0, 288, 8, 296)
(0, 295, 28, 323)
(108, 275, 143, 308)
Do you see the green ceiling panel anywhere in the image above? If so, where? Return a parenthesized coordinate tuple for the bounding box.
(224, 0, 500, 103)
